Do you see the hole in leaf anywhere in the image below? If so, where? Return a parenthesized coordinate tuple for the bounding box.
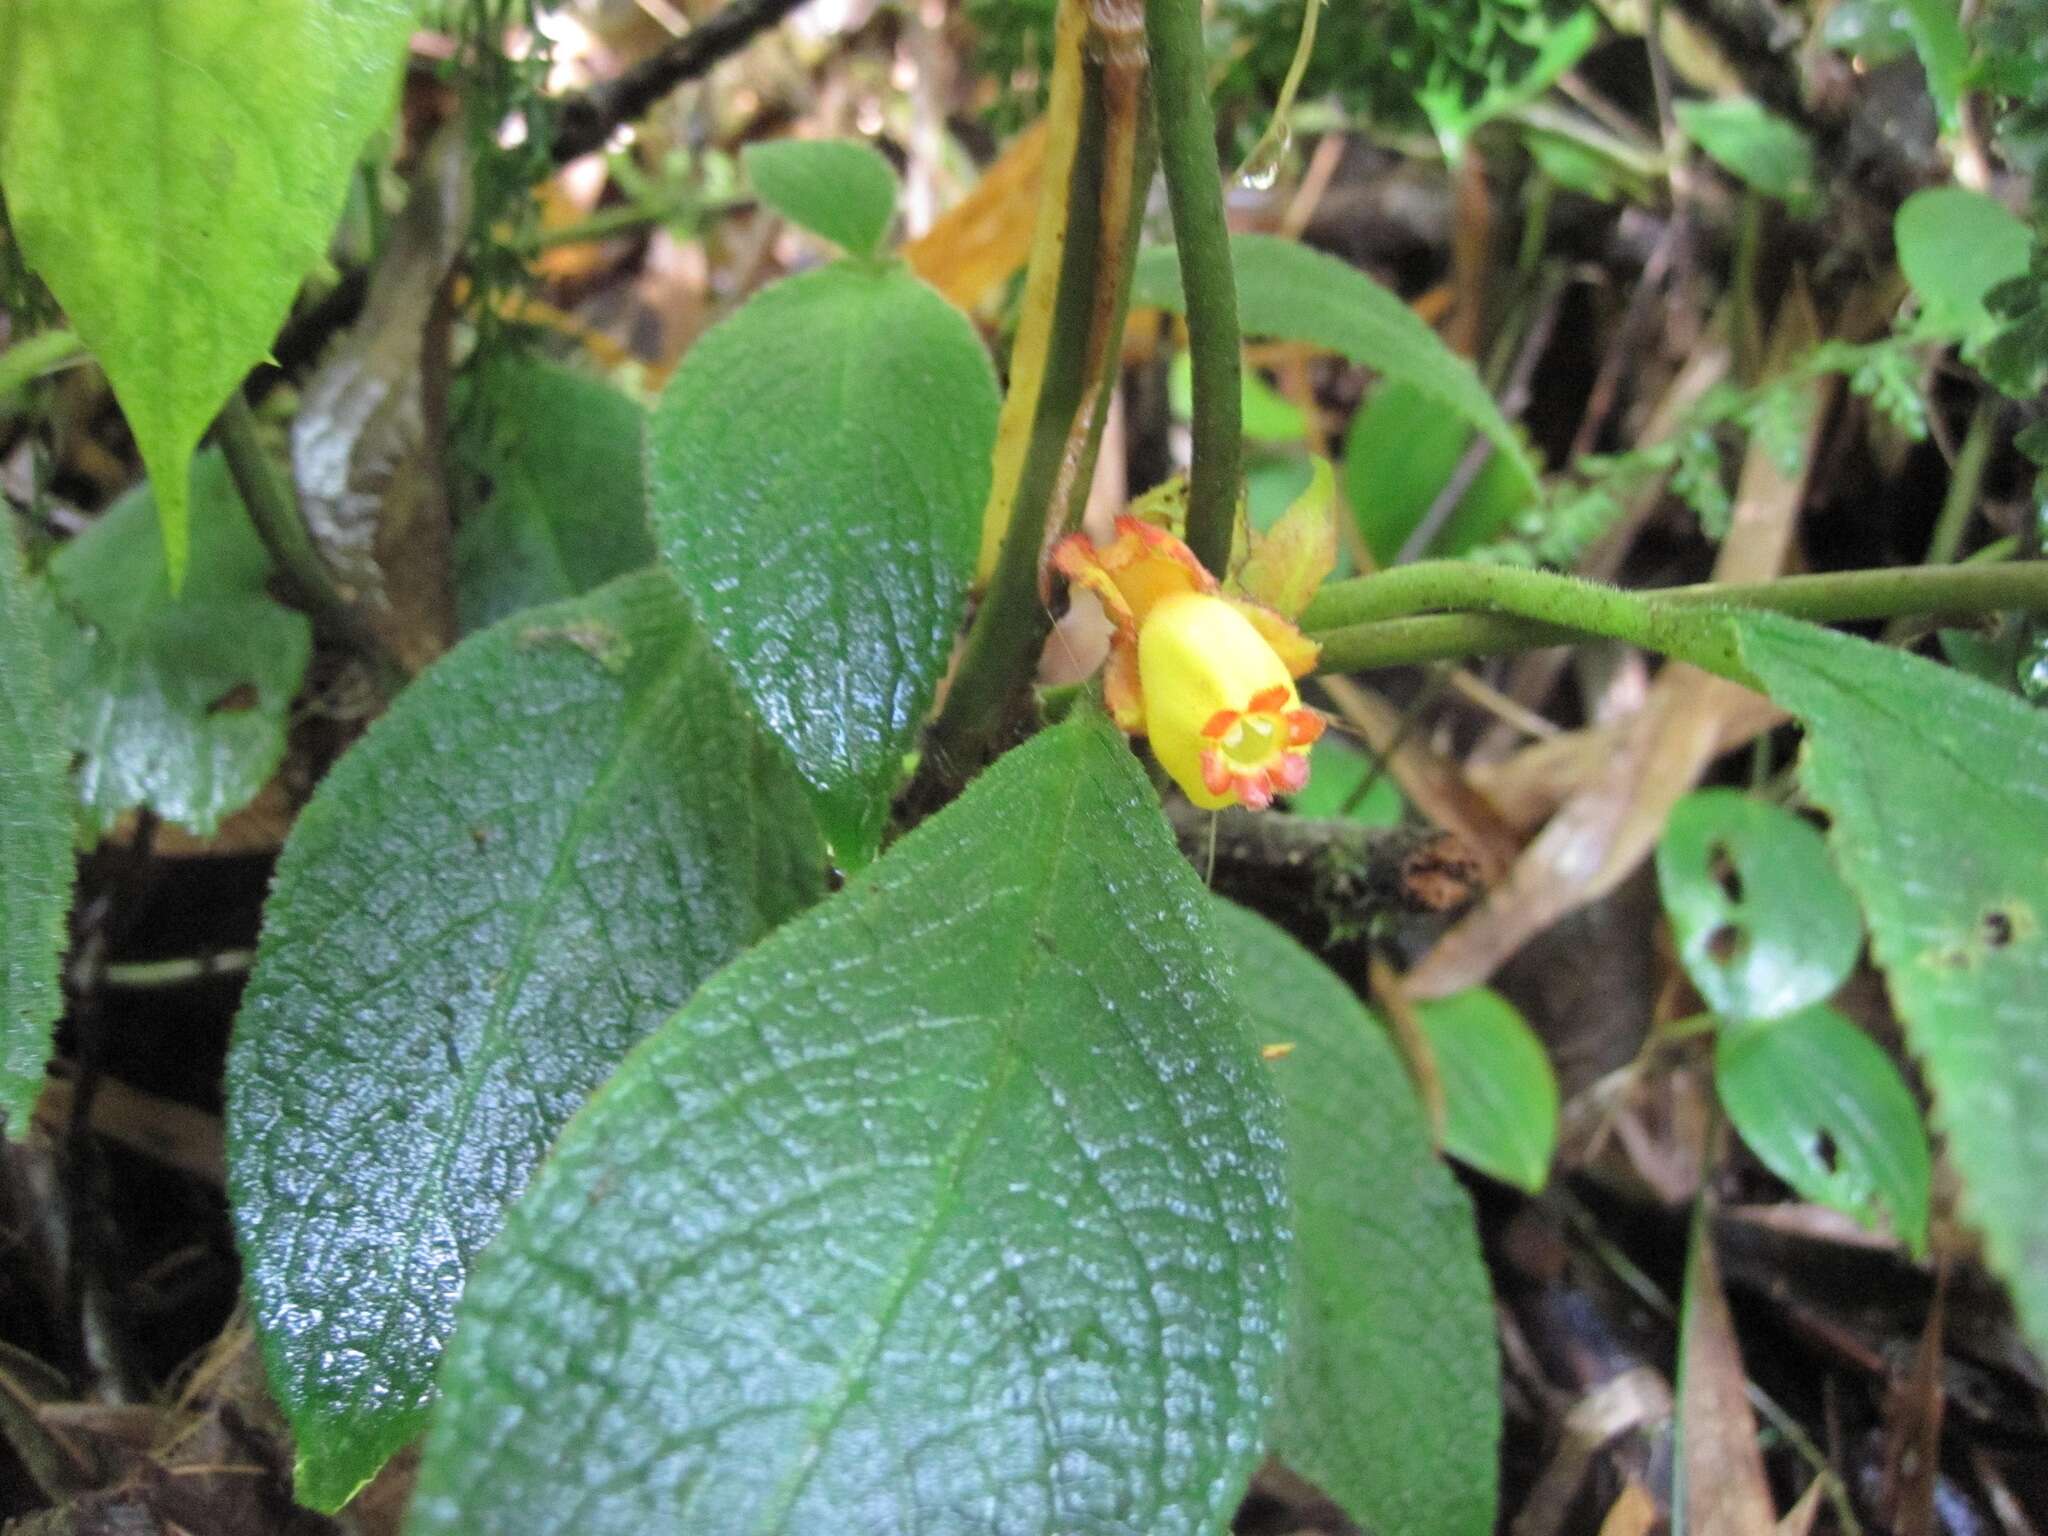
(1706, 923, 1746, 964)
(1983, 909, 2014, 949)
(1706, 841, 1744, 902)
(1813, 1128, 1839, 1172)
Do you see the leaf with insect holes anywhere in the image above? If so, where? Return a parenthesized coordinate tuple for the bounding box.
(1732, 611, 2048, 1357)
(1717, 1005, 1931, 1253)
(1656, 789, 1863, 1024)
(0, 528, 71, 1136)
(406, 710, 1289, 1536)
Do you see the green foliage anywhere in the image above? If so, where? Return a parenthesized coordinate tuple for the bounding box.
(1213, 902, 1500, 1536)
(0, 0, 415, 580)
(742, 138, 900, 255)
(1732, 611, 2048, 1359)
(0, 528, 71, 1136)
(1417, 988, 1559, 1190)
(646, 261, 999, 868)
(407, 711, 1288, 1536)
(1675, 99, 1819, 211)
(451, 354, 654, 632)
(1716, 1006, 1932, 1254)
(1896, 187, 2033, 345)
(1134, 235, 1541, 499)
(964, 0, 1594, 141)
(1899, 0, 1971, 129)
(1656, 789, 1863, 1024)
(1345, 379, 1534, 563)
(38, 451, 310, 837)
(226, 571, 826, 1510)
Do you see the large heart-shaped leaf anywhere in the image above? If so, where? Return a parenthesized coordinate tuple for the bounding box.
(0, 0, 415, 580)
(1133, 236, 1540, 500)
(1732, 612, 2048, 1354)
(1211, 902, 1498, 1536)
(0, 529, 72, 1135)
(407, 711, 1288, 1536)
(227, 570, 826, 1510)
(647, 262, 999, 867)
(39, 450, 311, 837)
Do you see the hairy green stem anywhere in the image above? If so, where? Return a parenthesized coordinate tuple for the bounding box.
(215, 393, 405, 694)
(1145, 0, 1241, 574)
(1306, 561, 2048, 678)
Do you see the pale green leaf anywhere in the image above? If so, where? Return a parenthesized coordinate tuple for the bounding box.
(743, 138, 900, 255)
(1674, 98, 1819, 210)
(0, 528, 72, 1135)
(39, 451, 310, 836)
(1212, 902, 1498, 1536)
(1896, 187, 2032, 344)
(452, 355, 654, 632)
(1417, 988, 1559, 1191)
(647, 262, 999, 866)
(1732, 611, 2048, 1355)
(408, 711, 1289, 1536)
(1717, 1005, 1931, 1254)
(1134, 236, 1541, 500)
(227, 570, 826, 1509)
(0, 0, 416, 580)
(1656, 789, 1863, 1023)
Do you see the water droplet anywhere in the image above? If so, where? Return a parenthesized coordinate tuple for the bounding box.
(2018, 635, 2048, 701)
(1236, 126, 1290, 191)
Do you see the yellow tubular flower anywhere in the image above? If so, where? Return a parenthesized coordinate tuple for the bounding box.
(1053, 517, 1326, 810)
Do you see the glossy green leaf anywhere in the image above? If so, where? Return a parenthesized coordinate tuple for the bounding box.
(0, 0, 415, 580)
(1896, 187, 2032, 344)
(1211, 902, 1498, 1536)
(1717, 1006, 1931, 1254)
(1133, 236, 1541, 500)
(452, 355, 654, 632)
(1733, 611, 2048, 1355)
(1674, 99, 1819, 210)
(39, 451, 311, 837)
(1344, 378, 1533, 564)
(1283, 738, 1405, 826)
(1417, 988, 1558, 1191)
(743, 138, 899, 255)
(0, 529, 71, 1136)
(408, 711, 1288, 1536)
(1656, 789, 1863, 1024)
(227, 570, 826, 1510)
(647, 262, 999, 866)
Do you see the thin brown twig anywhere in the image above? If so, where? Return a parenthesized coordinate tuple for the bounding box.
(548, 0, 818, 163)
